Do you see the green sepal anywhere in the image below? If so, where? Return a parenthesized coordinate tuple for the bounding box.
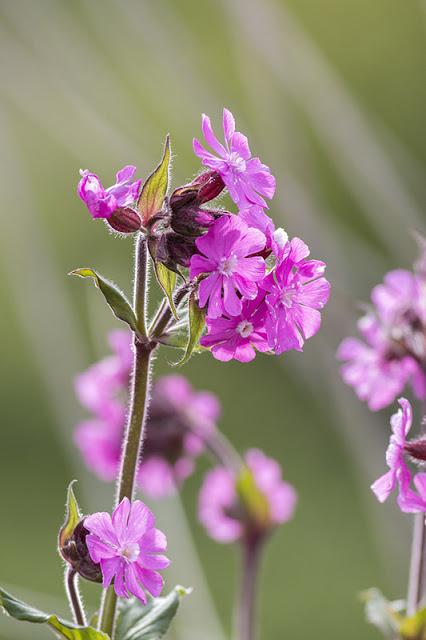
(153, 262, 178, 320)
(137, 135, 171, 224)
(116, 586, 191, 640)
(58, 480, 82, 552)
(400, 607, 426, 639)
(361, 588, 404, 638)
(0, 587, 109, 640)
(236, 465, 270, 528)
(70, 268, 138, 333)
(174, 293, 205, 366)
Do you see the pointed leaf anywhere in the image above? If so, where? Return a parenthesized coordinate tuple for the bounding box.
(153, 262, 178, 320)
(116, 586, 190, 640)
(175, 293, 205, 366)
(70, 268, 138, 333)
(137, 136, 171, 223)
(361, 588, 404, 638)
(236, 465, 270, 527)
(59, 480, 82, 552)
(0, 587, 109, 640)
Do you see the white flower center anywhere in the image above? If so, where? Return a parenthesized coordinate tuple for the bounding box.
(227, 152, 246, 173)
(273, 228, 288, 249)
(236, 320, 254, 338)
(119, 542, 140, 563)
(280, 288, 296, 309)
(218, 253, 238, 276)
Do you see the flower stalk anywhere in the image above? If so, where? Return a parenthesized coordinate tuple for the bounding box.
(237, 539, 262, 640)
(98, 234, 155, 637)
(65, 568, 86, 627)
(407, 512, 426, 615)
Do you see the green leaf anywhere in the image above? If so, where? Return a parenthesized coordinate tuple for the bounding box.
(400, 607, 426, 639)
(153, 262, 178, 320)
(236, 465, 270, 527)
(137, 136, 171, 223)
(175, 293, 205, 366)
(70, 268, 138, 333)
(116, 586, 190, 640)
(0, 587, 109, 640)
(360, 588, 404, 638)
(59, 480, 81, 552)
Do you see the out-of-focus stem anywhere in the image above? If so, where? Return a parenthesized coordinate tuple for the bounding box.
(65, 568, 86, 626)
(237, 540, 262, 640)
(407, 513, 426, 614)
(98, 234, 154, 637)
(204, 429, 242, 472)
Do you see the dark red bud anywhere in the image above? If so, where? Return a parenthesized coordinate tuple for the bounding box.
(405, 438, 426, 463)
(107, 207, 142, 234)
(196, 171, 225, 204)
(60, 519, 102, 583)
(170, 171, 225, 211)
(155, 232, 196, 269)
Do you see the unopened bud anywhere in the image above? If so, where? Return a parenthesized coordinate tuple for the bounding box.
(155, 232, 196, 269)
(170, 171, 225, 210)
(60, 519, 102, 583)
(106, 207, 142, 234)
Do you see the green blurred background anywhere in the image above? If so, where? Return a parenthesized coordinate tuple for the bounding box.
(0, 0, 425, 638)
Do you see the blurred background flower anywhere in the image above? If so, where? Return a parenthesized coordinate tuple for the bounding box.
(0, 1, 425, 639)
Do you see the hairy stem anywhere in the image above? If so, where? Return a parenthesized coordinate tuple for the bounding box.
(237, 540, 262, 640)
(149, 282, 190, 338)
(65, 568, 86, 627)
(98, 234, 154, 637)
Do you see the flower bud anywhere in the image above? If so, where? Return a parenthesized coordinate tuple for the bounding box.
(59, 519, 102, 583)
(155, 232, 196, 269)
(106, 207, 142, 234)
(170, 171, 225, 210)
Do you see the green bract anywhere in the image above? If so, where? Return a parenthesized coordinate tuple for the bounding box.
(69, 268, 138, 334)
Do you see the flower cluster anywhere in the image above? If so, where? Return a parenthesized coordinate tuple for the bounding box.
(190, 109, 330, 362)
(337, 253, 426, 410)
(75, 330, 220, 497)
(371, 398, 426, 513)
(198, 449, 297, 543)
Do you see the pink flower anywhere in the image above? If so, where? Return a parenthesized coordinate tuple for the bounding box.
(371, 398, 414, 510)
(398, 473, 426, 513)
(189, 215, 266, 319)
(138, 375, 220, 497)
(337, 315, 421, 412)
(239, 205, 287, 259)
(75, 335, 221, 497)
(200, 292, 270, 363)
(262, 237, 330, 354)
(198, 449, 297, 543)
(193, 109, 275, 208)
(78, 165, 141, 219)
(337, 265, 426, 411)
(85, 498, 170, 603)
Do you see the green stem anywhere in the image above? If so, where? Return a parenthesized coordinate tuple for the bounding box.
(98, 234, 154, 637)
